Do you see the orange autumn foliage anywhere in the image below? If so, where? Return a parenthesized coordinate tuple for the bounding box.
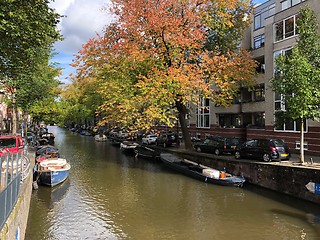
(69, 0, 256, 148)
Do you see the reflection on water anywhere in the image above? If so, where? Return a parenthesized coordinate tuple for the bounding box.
(26, 126, 320, 240)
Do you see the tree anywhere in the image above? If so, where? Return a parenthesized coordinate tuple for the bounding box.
(71, 0, 256, 150)
(271, 6, 320, 163)
(0, 0, 61, 134)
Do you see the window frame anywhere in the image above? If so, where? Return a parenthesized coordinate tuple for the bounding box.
(274, 14, 299, 42)
(254, 4, 275, 30)
(281, 0, 305, 11)
(254, 34, 265, 49)
(196, 97, 210, 129)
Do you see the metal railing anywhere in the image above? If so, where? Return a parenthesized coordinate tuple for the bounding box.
(0, 151, 31, 230)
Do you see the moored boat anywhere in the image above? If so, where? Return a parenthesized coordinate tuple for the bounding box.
(41, 132, 55, 145)
(120, 141, 139, 154)
(94, 133, 107, 142)
(36, 158, 71, 187)
(160, 153, 245, 187)
(108, 136, 122, 147)
(134, 145, 161, 160)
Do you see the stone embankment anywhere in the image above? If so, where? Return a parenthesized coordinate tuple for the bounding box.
(166, 147, 320, 204)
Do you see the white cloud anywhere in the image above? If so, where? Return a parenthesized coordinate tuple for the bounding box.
(52, 0, 113, 53)
(49, 0, 114, 83)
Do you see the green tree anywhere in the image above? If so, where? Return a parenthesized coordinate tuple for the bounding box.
(0, 0, 61, 134)
(271, 6, 320, 163)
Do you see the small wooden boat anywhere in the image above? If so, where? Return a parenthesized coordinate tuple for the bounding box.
(134, 145, 161, 160)
(160, 153, 245, 187)
(36, 158, 71, 187)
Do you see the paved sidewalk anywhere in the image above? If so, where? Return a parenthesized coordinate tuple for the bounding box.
(289, 152, 320, 164)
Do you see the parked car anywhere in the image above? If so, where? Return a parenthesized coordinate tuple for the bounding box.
(156, 133, 179, 148)
(142, 134, 158, 145)
(194, 136, 242, 155)
(234, 139, 291, 162)
(0, 135, 25, 156)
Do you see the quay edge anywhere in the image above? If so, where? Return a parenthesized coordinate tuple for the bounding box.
(165, 148, 320, 204)
(0, 152, 34, 240)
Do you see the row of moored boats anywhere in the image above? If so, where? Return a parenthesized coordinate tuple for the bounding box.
(33, 131, 71, 188)
(100, 135, 245, 187)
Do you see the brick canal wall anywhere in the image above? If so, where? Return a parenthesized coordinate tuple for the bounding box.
(169, 150, 320, 204)
(0, 152, 34, 240)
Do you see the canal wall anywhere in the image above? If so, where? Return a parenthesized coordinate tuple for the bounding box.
(168, 150, 320, 204)
(0, 152, 34, 240)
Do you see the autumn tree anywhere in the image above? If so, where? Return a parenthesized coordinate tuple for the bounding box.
(271, 6, 320, 163)
(0, 0, 61, 134)
(72, 0, 256, 150)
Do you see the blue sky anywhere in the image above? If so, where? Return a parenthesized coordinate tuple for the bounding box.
(50, 0, 267, 85)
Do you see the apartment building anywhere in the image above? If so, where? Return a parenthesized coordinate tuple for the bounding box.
(187, 0, 320, 154)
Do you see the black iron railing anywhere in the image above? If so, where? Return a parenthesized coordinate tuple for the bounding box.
(0, 152, 30, 230)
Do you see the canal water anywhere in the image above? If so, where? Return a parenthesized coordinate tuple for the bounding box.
(25, 126, 320, 240)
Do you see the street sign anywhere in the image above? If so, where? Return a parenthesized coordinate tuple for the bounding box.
(305, 182, 320, 195)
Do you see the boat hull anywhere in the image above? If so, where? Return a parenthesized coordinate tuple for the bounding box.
(134, 145, 161, 160)
(160, 153, 245, 187)
(38, 165, 70, 187)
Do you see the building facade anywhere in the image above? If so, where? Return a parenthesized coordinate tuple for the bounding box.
(186, 0, 320, 154)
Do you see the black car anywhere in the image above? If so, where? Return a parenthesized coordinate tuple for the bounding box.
(194, 136, 242, 155)
(234, 139, 291, 162)
(156, 133, 179, 148)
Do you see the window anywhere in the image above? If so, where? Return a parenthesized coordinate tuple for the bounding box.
(218, 114, 241, 128)
(274, 92, 285, 111)
(254, 4, 275, 30)
(254, 35, 265, 49)
(196, 97, 210, 128)
(295, 141, 308, 150)
(275, 15, 299, 42)
(285, 17, 294, 38)
(242, 88, 252, 103)
(254, 112, 265, 128)
(275, 112, 307, 132)
(243, 112, 265, 129)
(281, 0, 305, 11)
(241, 84, 265, 103)
(253, 84, 265, 101)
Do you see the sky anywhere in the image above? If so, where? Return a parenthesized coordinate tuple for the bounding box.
(50, 0, 266, 85)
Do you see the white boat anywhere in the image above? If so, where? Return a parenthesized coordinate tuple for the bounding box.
(94, 133, 107, 142)
(36, 158, 71, 187)
(120, 141, 139, 154)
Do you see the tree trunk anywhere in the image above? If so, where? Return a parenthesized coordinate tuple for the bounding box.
(12, 92, 17, 135)
(299, 120, 305, 164)
(175, 98, 192, 150)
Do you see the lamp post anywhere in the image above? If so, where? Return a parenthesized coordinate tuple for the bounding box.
(0, 91, 6, 134)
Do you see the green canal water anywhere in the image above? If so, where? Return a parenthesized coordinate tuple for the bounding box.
(25, 126, 320, 240)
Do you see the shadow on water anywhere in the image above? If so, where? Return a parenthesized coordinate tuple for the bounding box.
(245, 182, 320, 238)
(244, 183, 320, 212)
(34, 179, 71, 207)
